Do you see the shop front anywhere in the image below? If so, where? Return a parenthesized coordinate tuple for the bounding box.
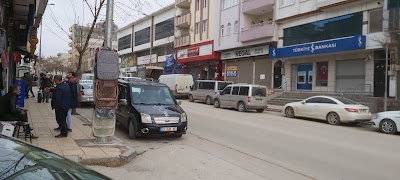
(269, 35, 381, 93)
(221, 45, 271, 87)
(176, 41, 222, 80)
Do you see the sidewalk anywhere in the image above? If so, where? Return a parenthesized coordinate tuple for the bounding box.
(23, 87, 130, 165)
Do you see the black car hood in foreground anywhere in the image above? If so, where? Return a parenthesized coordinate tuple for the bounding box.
(0, 134, 111, 180)
(133, 104, 184, 117)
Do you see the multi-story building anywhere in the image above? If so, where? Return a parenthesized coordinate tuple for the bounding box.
(175, 0, 222, 80)
(68, 22, 117, 73)
(117, 4, 176, 78)
(214, 0, 277, 88)
(270, 0, 386, 97)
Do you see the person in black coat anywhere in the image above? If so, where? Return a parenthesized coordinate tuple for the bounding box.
(0, 85, 38, 138)
(46, 75, 72, 138)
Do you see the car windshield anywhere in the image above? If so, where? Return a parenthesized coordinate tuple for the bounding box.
(334, 97, 359, 104)
(131, 85, 175, 105)
(252, 87, 267, 97)
(0, 136, 110, 180)
(218, 82, 232, 90)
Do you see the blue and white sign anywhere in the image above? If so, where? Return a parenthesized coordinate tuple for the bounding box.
(14, 80, 25, 108)
(165, 55, 175, 67)
(270, 35, 366, 59)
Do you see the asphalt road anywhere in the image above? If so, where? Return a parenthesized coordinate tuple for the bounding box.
(80, 101, 400, 180)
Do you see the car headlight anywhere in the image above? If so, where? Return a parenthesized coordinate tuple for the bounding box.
(181, 113, 187, 122)
(141, 113, 152, 124)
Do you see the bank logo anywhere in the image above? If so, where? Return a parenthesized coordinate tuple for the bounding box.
(358, 35, 363, 47)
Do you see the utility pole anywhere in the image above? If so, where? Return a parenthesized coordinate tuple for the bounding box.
(104, 0, 114, 48)
(384, 41, 389, 111)
(94, 0, 115, 144)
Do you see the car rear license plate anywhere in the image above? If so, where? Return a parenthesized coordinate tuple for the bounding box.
(160, 127, 177, 132)
(359, 109, 368, 113)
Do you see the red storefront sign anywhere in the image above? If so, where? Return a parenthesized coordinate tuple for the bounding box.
(188, 47, 199, 57)
(176, 40, 221, 63)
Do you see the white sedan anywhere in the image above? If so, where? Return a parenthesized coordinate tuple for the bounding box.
(283, 96, 372, 125)
(372, 111, 400, 134)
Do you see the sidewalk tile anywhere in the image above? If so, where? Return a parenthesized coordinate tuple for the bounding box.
(81, 147, 106, 156)
(101, 147, 122, 156)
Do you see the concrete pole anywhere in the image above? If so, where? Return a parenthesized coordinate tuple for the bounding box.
(104, 0, 114, 49)
(37, 22, 43, 87)
(384, 42, 389, 112)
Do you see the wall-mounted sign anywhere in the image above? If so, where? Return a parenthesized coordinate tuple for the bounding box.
(137, 54, 157, 65)
(221, 45, 269, 60)
(226, 66, 237, 77)
(177, 44, 213, 59)
(188, 47, 200, 57)
(270, 35, 366, 59)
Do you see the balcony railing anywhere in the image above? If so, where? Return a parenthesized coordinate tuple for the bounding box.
(176, 0, 191, 8)
(241, 22, 274, 42)
(175, 13, 191, 28)
(242, 0, 274, 14)
(174, 34, 190, 48)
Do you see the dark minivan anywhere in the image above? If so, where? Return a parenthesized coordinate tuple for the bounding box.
(117, 79, 188, 139)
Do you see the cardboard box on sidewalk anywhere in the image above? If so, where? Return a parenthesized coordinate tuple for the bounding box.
(0, 122, 15, 137)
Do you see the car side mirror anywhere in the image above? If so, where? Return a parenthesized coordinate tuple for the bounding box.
(177, 100, 182, 105)
(120, 99, 128, 106)
(301, 101, 306, 104)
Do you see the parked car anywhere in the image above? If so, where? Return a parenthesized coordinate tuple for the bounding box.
(116, 79, 188, 139)
(80, 82, 94, 105)
(189, 80, 233, 105)
(159, 74, 194, 98)
(0, 134, 111, 179)
(372, 111, 400, 134)
(213, 84, 268, 112)
(81, 73, 94, 81)
(283, 96, 372, 125)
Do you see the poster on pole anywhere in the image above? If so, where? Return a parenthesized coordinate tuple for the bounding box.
(14, 80, 25, 108)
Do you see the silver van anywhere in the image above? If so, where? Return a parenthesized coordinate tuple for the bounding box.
(213, 84, 268, 113)
(189, 80, 233, 105)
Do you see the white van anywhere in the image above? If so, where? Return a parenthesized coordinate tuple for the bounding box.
(158, 74, 194, 98)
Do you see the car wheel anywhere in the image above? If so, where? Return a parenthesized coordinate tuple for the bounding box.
(285, 107, 295, 118)
(327, 112, 341, 125)
(380, 119, 397, 134)
(128, 120, 137, 139)
(256, 109, 264, 113)
(206, 96, 212, 105)
(189, 95, 194, 102)
(214, 99, 220, 108)
(238, 102, 246, 112)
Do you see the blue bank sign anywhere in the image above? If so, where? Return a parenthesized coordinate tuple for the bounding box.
(269, 35, 366, 58)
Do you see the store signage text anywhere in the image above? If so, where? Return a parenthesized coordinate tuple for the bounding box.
(270, 35, 366, 59)
(222, 46, 269, 60)
(226, 66, 237, 77)
(188, 47, 200, 57)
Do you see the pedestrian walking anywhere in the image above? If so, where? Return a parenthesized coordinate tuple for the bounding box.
(55, 71, 78, 132)
(46, 75, 71, 138)
(23, 73, 35, 99)
(40, 74, 53, 103)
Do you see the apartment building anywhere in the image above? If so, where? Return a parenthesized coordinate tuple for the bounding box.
(175, 0, 222, 80)
(271, 0, 386, 97)
(117, 4, 176, 78)
(68, 22, 117, 73)
(214, 0, 277, 88)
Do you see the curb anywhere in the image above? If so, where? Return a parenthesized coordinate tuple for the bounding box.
(267, 108, 282, 113)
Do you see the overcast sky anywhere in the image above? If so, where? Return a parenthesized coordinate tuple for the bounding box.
(41, 0, 174, 57)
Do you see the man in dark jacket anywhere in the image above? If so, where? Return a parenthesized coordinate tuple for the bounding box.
(0, 85, 37, 138)
(23, 73, 35, 99)
(40, 74, 53, 103)
(55, 72, 78, 132)
(47, 75, 71, 138)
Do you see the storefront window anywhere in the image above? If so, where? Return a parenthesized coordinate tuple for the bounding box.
(316, 62, 328, 86)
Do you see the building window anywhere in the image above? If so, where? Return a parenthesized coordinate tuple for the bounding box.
(283, 12, 363, 46)
(234, 20, 239, 34)
(196, 0, 200, 11)
(221, 25, 224, 36)
(369, 8, 383, 33)
(389, 0, 400, 8)
(137, 50, 150, 57)
(223, 0, 239, 10)
(281, 0, 295, 7)
(316, 62, 328, 87)
(155, 18, 174, 40)
(135, 27, 151, 46)
(195, 23, 200, 34)
(227, 23, 232, 36)
(118, 34, 131, 51)
(203, 20, 208, 32)
(204, 0, 207, 8)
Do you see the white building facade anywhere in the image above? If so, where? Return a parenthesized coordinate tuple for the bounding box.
(214, 0, 277, 88)
(117, 4, 175, 77)
(271, 0, 387, 98)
